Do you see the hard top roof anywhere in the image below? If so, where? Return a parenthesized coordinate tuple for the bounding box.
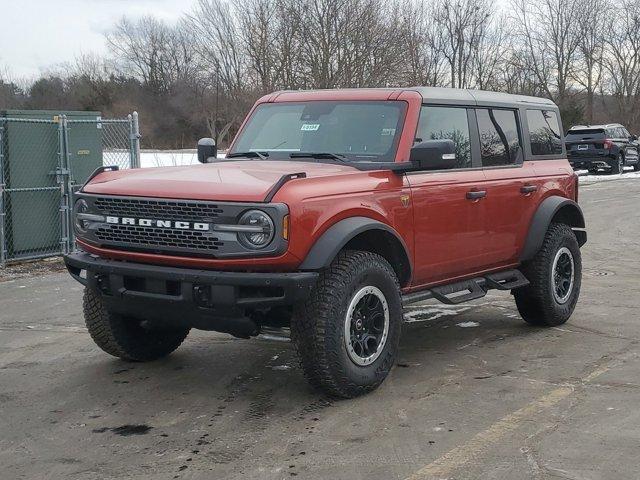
(266, 87, 557, 108)
(412, 86, 556, 108)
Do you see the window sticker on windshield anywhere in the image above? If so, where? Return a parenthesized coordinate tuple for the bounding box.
(301, 124, 320, 131)
(381, 128, 396, 136)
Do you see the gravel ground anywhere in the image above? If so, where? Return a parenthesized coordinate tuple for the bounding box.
(0, 257, 65, 283)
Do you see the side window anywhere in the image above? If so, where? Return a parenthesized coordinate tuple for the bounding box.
(476, 108, 521, 167)
(606, 128, 617, 138)
(416, 106, 472, 169)
(526, 109, 563, 155)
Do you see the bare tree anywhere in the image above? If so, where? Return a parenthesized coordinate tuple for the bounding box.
(573, 0, 609, 123)
(511, 0, 582, 108)
(602, 0, 640, 128)
(0, 65, 25, 109)
(186, 0, 251, 143)
(396, 1, 447, 86)
(236, 0, 305, 92)
(470, 14, 509, 90)
(187, 0, 246, 95)
(106, 16, 198, 94)
(435, 0, 493, 88)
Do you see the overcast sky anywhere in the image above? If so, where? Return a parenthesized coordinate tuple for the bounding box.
(0, 0, 191, 79)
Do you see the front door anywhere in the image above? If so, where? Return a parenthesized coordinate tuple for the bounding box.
(408, 105, 488, 287)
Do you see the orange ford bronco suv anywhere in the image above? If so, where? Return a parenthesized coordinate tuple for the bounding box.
(64, 87, 586, 397)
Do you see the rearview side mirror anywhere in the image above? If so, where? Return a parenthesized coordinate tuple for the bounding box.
(630, 134, 638, 141)
(197, 138, 217, 163)
(409, 139, 457, 171)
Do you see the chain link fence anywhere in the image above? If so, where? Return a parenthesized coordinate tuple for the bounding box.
(0, 112, 140, 266)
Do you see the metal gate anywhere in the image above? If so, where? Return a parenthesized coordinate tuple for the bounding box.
(0, 112, 140, 266)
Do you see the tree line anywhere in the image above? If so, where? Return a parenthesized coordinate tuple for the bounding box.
(1, 0, 639, 149)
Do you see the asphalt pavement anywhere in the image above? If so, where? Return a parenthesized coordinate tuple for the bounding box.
(1, 178, 639, 480)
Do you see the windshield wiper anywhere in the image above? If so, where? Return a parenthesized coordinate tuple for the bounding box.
(226, 151, 269, 160)
(289, 152, 348, 162)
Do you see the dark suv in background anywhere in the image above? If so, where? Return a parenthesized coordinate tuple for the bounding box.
(565, 124, 639, 174)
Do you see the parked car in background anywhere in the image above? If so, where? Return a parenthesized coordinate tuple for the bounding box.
(565, 124, 640, 174)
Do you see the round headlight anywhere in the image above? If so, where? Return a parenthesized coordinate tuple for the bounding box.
(237, 210, 274, 249)
(73, 199, 89, 233)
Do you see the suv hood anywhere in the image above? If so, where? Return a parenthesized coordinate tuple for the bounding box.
(83, 160, 359, 202)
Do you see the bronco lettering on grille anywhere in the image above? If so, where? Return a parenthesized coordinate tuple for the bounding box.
(105, 216, 210, 231)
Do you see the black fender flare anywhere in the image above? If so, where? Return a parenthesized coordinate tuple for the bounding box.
(520, 196, 586, 262)
(299, 217, 412, 281)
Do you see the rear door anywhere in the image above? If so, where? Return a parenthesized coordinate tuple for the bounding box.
(475, 107, 540, 267)
(407, 105, 488, 287)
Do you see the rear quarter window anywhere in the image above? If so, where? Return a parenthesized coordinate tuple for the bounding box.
(526, 109, 563, 156)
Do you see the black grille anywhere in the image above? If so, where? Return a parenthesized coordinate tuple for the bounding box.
(95, 225, 224, 251)
(94, 197, 223, 221)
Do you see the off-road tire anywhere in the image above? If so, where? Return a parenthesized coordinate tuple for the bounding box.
(291, 250, 402, 398)
(83, 288, 190, 361)
(514, 223, 581, 327)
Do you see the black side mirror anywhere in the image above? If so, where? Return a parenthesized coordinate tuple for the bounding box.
(197, 138, 217, 164)
(409, 139, 457, 171)
(630, 134, 638, 141)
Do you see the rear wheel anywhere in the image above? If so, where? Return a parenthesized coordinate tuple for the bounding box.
(291, 250, 402, 398)
(610, 154, 624, 174)
(514, 223, 581, 327)
(83, 288, 190, 361)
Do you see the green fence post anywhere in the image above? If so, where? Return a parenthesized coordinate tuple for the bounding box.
(132, 111, 141, 168)
(59, 115, 71, 254)
(0, 120, 6, 266)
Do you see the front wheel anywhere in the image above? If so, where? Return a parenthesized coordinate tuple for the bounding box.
(291, 251, 402, 398)
(514, 223, 581, 326)
(83, 288, 190, 361)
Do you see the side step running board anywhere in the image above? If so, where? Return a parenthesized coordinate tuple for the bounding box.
(403, 269, 529, 306)
(431, 279, 486, 304)
(484, 270, 529, 290)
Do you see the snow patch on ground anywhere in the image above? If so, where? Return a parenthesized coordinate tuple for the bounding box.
(456, 321, 480, 328)
(137, 149, 227, 168)
(270, 365, 291, 371)
(404, 305, 471, 323)
(577, 167, 640, 185)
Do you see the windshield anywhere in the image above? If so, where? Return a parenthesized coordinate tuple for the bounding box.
(230, 101, 406, 162)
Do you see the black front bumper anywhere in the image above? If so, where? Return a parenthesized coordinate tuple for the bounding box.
(64, 251, 318, 336)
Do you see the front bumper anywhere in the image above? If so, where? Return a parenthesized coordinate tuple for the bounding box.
(64, 251, 318, 336)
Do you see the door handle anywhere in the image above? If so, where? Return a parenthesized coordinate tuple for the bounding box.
(520, 185, 538, 194)
(466, 190, 486, 200)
